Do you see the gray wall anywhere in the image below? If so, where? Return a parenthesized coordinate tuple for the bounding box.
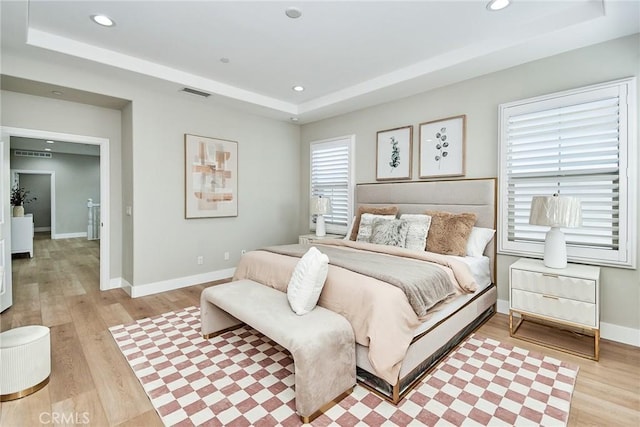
(2, 91, 123, 279)
(11, 151, 100, 235)
(300, 34, 640, 333)
(2, 43, 301, 290)
(16, 173, 51, 229)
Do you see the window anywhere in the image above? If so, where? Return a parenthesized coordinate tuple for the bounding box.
(498, 78, 636, 268)
(310, 135, 355, 235)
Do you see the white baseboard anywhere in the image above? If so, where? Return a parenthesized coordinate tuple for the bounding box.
(496, 298, 639, 347)
(53, 232, 87, 239)
(34, 227, 51, 232)
(129, 268, 236, 298)
(106, 277, 131, 292)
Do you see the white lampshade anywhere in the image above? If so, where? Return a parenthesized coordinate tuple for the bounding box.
(310, 196, 331, 215)
(310, 196, 330, 237)
(529, 194, 581, 269)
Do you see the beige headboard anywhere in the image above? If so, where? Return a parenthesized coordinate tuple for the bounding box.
(355, 178, 497, 283)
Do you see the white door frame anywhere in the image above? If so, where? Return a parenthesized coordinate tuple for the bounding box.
(1, 126, 110, 292)
(11, 170, 56, 237)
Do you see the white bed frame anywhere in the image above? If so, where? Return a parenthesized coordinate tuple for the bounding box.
(353, 178, 498, 403)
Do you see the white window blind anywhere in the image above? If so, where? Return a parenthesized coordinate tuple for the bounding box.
(310, 135, 355, 234)
(498, 78, 636, 268)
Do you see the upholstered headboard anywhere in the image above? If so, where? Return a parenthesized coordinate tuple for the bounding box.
(355, 178, 497, 283)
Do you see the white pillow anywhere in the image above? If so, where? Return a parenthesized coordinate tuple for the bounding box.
(356, 213, 396, 242)
(466, 227, 495, 257)
(400, 214, 432, 251)
(287, 247, 329, 315)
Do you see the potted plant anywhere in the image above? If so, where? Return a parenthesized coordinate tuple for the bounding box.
(10, 187, 37, 217)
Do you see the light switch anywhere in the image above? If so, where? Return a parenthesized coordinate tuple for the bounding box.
(126, 206, 132, 216)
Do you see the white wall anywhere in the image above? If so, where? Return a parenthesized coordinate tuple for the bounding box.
(301, 34, 640, 338)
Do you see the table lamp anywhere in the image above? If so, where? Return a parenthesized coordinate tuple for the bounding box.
(310, 196, 331, 237)
(529, 194, 581, 269)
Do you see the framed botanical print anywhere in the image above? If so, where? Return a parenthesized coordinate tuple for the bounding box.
(376, 125, 413, 181)
(419, 115, 466, 178)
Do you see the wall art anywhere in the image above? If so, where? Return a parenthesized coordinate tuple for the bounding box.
(185, 134, 238, 218)
(419, 115, 466, 178)
(376, 125, 413, 181)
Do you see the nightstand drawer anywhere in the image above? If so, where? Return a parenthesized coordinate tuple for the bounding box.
(511, 289, 597, 327)
(511, 268, 595, 303)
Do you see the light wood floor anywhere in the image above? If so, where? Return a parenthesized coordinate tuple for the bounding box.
(1, 234, 638, 426)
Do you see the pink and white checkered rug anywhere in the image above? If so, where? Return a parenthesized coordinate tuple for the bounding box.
(109, 306, 578, 426)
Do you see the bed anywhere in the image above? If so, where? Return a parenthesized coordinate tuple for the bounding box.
(233, 178, 497, 403)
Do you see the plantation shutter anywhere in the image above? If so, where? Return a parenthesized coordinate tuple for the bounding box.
(499, 79, 634, 267)
(310, 136, 354, 234)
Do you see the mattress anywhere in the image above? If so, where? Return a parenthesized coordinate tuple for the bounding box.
(412, 255, 492, 338)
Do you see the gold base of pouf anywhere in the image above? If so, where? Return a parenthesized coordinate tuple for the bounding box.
(0, 376, 50, 402)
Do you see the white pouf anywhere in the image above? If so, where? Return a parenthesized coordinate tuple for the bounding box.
(0, 325, 51, 401)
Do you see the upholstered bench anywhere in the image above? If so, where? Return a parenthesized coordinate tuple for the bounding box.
(0, 325, 51, 401)
(201, 279, 356, 423)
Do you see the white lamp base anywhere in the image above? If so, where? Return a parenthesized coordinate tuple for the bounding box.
(544, 226, 567, 269)
(315, 215, 326, 237)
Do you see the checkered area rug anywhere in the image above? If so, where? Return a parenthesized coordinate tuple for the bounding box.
(109, 306, 578, 426)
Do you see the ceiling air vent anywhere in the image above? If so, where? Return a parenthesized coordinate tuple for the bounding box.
(180, 87, 211, 98)
(14, 150, 52, 159)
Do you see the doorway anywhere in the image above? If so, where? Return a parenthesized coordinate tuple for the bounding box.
(1, 127, 110, 314)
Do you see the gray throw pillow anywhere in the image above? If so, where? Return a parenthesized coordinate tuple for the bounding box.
(370, 218, 409, 247)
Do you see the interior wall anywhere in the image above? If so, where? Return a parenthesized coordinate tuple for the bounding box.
(300, 34, 640, 333)
(2, 45, 302, 291)
(15, 173, 51, 229)
(1, 91, 123, 278)
(11, 150, 100, 235)
(121, 102, 134, 286)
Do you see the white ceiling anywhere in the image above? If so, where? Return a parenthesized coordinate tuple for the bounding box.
(1, 1, 639, 123)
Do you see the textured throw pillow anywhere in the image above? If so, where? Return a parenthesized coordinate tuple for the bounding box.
(287, 247, 329, 315)
(349, 205, 399, 240)
(356, 213, 396, 242)
(400, 214, 432, 251)
(370, 218, 409, 247)
(425, 211, 477, 256)
(466, 227, 495, 257)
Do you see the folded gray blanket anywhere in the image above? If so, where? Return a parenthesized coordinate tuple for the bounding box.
(262, 244, 455, 317)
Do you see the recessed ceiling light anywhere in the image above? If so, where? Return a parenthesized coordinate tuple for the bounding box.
(292, 85, 305, 92)
(44, 148, 52, 152)
(285, 7, 302, 19)
(46, 140, 55, 144)
(51, 90, 63, 96)
(486, 0, 510, 11)
(91, 14, 115, 27)
(290, 117, 299, 122)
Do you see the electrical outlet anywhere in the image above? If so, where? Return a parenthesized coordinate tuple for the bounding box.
(224, 252, 230, 261)
(241, 249, 247, 255)
(197, 256, 203, 265)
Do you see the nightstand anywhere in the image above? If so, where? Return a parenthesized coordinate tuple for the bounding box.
(509, 258, 601, 360)
(298, 233, 344, 244)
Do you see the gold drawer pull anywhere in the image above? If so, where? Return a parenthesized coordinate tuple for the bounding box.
(543, 273, 559, 278)
(542, 294, 559, 300)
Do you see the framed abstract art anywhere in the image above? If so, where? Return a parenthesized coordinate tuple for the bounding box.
(185, 134, 238, 218)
